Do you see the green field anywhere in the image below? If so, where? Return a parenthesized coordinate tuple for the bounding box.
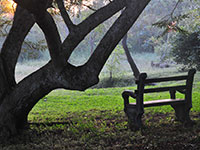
(1, 73, 200, 149)
(28, 82, 200, 123)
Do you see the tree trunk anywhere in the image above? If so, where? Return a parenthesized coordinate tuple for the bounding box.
(0, 0, 150, 139)
(122, 33, 140, 79)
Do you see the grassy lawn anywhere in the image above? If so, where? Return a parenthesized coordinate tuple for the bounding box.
(1, 76, 200, 149)
(28, 81, 200, 122)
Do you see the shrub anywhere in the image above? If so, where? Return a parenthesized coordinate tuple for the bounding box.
(171, 31, 200, 70)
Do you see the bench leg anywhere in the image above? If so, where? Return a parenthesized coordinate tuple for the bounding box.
(125, 106, 143, 131)
(171, 104, 193, 126)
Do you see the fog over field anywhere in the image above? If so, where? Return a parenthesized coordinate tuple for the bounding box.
(14, 52, 180, 84)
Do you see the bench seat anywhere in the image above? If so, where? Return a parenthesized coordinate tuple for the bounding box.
(129, 99, 185, 107)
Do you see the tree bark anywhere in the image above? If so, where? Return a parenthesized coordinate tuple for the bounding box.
(0, 0, 150, 139)
(0, 6, 35, 89)
(34, 11, 66, 71)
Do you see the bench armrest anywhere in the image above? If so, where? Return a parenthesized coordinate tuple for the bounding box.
(122, 90, 137, 105)
(169, 88, 186, 100)
(177, 89, 186, 94)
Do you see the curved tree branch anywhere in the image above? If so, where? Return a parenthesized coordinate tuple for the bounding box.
(55, 0, 75, 32)
(78, 0, 126, 32)
(14, 0, 66, 71)
(0, 6, 35, 88)
(13, 0, 53, 14)
(86, 0, 150, 75)
(122, 34, 140, 79)
(34, 11, 66, 71)
(82, 3, 97, 11)
(62, 0, 127, 61)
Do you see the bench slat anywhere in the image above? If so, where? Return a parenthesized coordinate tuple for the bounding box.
(135, 75, 188, 84)
(129, 99, 185, 107)
(135, 85, 186, 94)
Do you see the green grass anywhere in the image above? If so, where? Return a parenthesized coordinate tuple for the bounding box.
(28, 87, 127, 122)
(28, 81, 200, 123)
(9, 50, 200, 149)
(1, 78, 200, 149)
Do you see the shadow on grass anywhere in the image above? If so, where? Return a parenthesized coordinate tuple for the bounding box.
(1, 111, 200, 150)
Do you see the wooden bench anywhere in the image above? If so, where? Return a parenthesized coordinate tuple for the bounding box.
(122, 69, 196, 130)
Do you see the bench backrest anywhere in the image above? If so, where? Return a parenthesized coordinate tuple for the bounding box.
(135, 69, 196, 94)
(134, 69, 196, 113)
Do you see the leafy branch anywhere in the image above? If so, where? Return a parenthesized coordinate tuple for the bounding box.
(152, 0, 189, 37)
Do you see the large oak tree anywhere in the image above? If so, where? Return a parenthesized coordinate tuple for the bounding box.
(0, 0, 150, 138)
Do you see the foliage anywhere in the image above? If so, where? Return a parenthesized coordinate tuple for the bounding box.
(19, 39, 48, 62)
(0, 0, 16, 14)
(152, 0, 199, 36)
(0, 0, 48, 61)
(0, 0, 15, 36)
(171, 31, 200, 70)
(126, 0, 182, 53)
(56, 0, 192, 55)
(1, 0, 198, 61)
(151, 1, 199, 63)
(150, 34, 175, 63)
(105, 45, 125, 81)
(152, 14, 189, 37)
(152, 0, 190, 37)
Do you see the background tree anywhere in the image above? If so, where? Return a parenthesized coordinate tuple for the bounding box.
(0, 0, 48, 62)
(0, 0, 151, 139)
(152, 0, 200, 69)
(171, 31, 200, 70)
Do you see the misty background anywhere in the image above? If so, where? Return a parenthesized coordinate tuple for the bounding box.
(0, 0, 199, 86)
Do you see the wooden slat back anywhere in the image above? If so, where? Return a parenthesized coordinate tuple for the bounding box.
(135, 85, 186, 94)
(135, 75, 188, 84)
